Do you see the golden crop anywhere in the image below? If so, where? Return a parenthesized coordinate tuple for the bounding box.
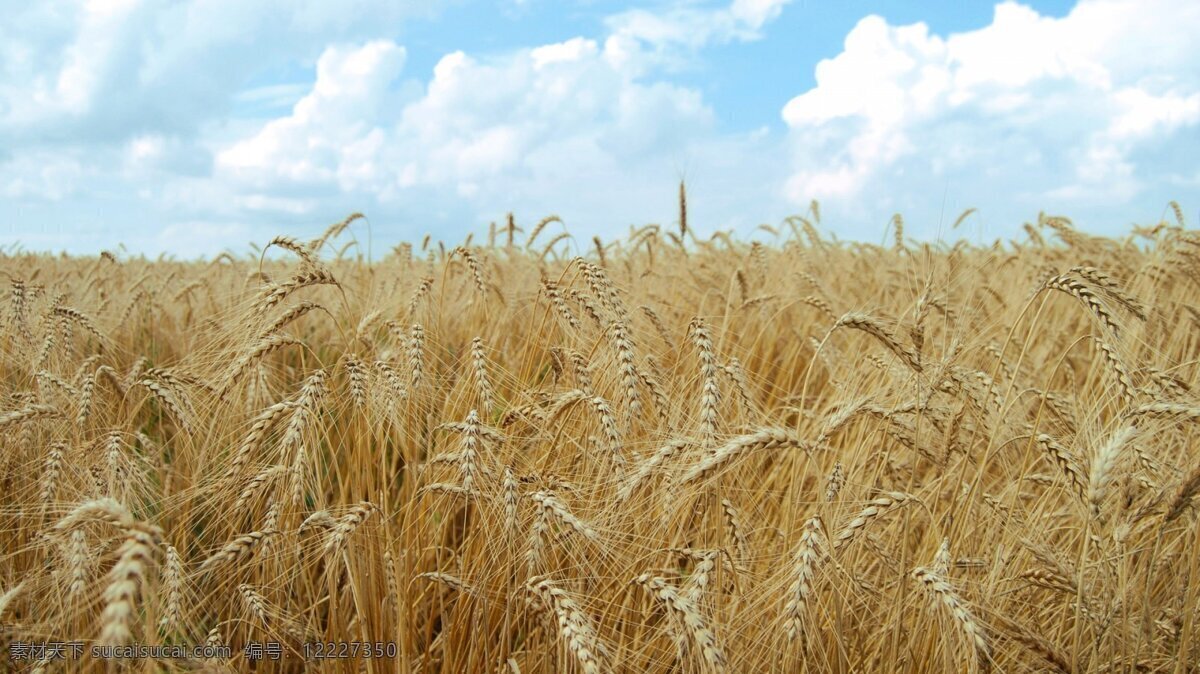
(1, 205, 1197, 672)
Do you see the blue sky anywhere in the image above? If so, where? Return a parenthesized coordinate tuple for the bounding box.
(1, 0, 1195, 256)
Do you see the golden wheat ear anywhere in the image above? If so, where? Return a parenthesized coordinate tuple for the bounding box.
(5, 200, 1199, 672)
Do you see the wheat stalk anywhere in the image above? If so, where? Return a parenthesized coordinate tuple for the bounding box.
(911, 565, 991, 670)
(635, 573, 727, 673)
(783, 516, 825, 642)
(527, 577, 609, 674)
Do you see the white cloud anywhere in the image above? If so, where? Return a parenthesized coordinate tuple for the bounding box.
(730, 0, 791, 30)
(607, 0, 791, 46)
(3, 0, 792, 254)
(1, 151, 83, 201)
(531, 36, 597, 69)
(212, 34, 750, 235)
(1106, 88, 1200, 142)
(218, 40, 408, 190)
(780, 0, 1200, 236)
(0, 0, 441, 148)
(234, 83, 312, 109)
(4, 0, 1198, 255)
(603, 0, 791, 72)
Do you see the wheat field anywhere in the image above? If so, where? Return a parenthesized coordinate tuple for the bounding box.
(1, 203, 1198, 673)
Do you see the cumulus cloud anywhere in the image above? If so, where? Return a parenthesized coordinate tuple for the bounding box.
(0, 0, 441, 150)
(730, 0, 791, 29)
(219, 40, 410, 192)
(0, 0, 443, 240)
(603, 0, 791, 73)
(0, 151, 83, 201)
(3, 0, 1198, 255)
(781, 0, 1200, 236)
(213, 34, 756, 235)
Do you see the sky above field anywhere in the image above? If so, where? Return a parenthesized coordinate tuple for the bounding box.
(1, 0, 1197, 256)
